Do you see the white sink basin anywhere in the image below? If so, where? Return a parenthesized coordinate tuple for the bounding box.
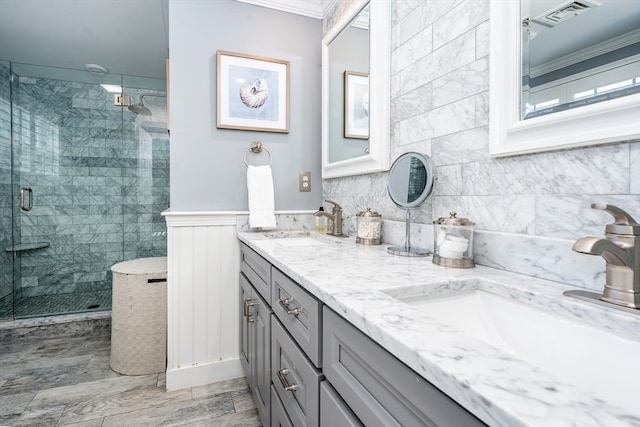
(262, 230, 312, 238)
(396, 288, 640, 413)
(261, 230, 344, 246)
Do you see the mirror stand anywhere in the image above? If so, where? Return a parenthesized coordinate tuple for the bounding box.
(387, 209, 430, 257)
(386, 152, 436, 257)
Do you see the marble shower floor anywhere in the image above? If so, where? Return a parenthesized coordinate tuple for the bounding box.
(0, 332, 261, 426)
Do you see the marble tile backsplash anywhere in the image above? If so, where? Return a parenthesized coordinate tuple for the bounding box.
(323, 0, 639, 291)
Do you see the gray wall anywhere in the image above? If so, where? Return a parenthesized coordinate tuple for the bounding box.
(169, 0, 323, 211)
(323, 0, 640, 241)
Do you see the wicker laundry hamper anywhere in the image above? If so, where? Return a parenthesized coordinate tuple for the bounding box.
(110, 256, 167, 375)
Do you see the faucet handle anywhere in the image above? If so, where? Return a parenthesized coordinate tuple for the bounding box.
(325, 199, 342, 211)
(591, 203, 640, 236)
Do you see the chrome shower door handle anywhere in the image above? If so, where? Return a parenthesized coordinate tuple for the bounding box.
(20, 187, 33, 212)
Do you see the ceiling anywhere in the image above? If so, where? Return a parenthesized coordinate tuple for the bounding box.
(0, 0, 325, 80)
(526, 0, 640, 68)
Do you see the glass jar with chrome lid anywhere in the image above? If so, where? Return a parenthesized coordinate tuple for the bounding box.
(433, 212, 475, 268)
(356, 208, 382, 245)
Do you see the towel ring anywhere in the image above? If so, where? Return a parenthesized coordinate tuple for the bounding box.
(244, 141, 272, 167)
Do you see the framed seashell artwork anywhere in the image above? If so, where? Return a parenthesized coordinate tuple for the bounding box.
(216, 50, 290, 133)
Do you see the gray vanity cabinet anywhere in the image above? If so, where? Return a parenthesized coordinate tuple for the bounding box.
(240, 241, 485, 427)
(239, 244, 272, 426)
(323, 307, 486, 427)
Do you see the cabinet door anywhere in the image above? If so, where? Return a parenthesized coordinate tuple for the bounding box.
(323, 307, 486, 427)
(272, 317, 323, 427)
(239, 273, 252, 381)
(240, 243, 271, 301)
(272, 267, 323, 367)
(271, 385, 294, 427)
(320, 381, 363, 427)
(252, 290, 271, 425)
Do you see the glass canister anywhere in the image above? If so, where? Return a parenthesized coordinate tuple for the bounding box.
(433, 212, 475, 268)
(356, 208, 382, 245)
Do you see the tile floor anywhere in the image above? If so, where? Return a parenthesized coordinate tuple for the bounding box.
(0, 318, 260, 426)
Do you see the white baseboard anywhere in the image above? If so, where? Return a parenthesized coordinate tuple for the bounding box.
(166, 358, 245, 391)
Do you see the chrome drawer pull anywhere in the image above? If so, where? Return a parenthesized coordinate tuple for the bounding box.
(276, 368, 299, 392)
(243, 297, 255, 316)
(278, 297, 300, 316)
(244, 298, 256, 322)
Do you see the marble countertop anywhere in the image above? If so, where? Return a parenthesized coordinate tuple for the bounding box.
(237, 231, 640, 427)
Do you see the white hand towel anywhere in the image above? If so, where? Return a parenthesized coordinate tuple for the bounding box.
(247, 165, 277, 230)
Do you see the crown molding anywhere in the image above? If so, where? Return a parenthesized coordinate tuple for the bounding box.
(235, 0, 324, 19)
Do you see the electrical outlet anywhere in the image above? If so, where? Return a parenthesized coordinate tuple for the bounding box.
(299, 172, 311, 192)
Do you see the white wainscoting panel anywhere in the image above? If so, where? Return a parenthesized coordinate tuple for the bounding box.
(163, 211, 244, 390)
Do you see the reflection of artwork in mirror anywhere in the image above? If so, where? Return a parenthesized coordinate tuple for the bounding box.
(521, 0, 640, 120)
(216, 50, 289, 133)
(344, 71, 369, 139)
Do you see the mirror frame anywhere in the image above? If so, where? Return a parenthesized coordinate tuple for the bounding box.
(489, 1, 640, 157)
(321, 0, 390, 178)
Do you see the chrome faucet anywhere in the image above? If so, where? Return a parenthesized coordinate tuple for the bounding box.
(314, 200, 343, 236)
(572, 203, 640, 309)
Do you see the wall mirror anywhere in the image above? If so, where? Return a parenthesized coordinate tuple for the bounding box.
(387, 152, 436, 257)
(490, 0, 640, 157)
(321, 0, 390, 178)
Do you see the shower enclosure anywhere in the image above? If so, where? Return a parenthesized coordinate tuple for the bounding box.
(0, 60, 169, 320)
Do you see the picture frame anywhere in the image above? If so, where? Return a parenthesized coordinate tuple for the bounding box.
(344, 70, 369, 139)
(217, 50, 290, 133)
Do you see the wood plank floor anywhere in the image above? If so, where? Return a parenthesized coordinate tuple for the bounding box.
(0, 331, 260, 426)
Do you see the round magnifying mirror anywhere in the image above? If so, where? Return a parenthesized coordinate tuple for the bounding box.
(386, 152, 436, 257)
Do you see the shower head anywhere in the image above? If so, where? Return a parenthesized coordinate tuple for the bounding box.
(127, 93, 167, 116)
(128, 95, 152, 116)
(128, 102, 152, 116)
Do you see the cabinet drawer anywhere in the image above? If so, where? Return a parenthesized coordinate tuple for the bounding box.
(272, 317, 323, 427)
(271, 267, 322, 367)
(271, 385, 294, 427)
(240, 243, 271, 302)
(320, 381, 363, 427)
(323, 307, 486, 427)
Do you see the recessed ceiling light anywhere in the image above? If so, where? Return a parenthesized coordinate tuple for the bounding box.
(100, 84, 123, 93)
(85, 63, 109, 74)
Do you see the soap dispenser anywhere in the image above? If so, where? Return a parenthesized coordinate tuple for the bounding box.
(315, 207, 328, 233)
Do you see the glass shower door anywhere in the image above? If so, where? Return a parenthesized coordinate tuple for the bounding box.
(0, 61, 167, 320)
(10, 63, 126, 318)
(0, 60, 13, 320)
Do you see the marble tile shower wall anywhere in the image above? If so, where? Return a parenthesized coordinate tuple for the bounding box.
(323, 0, 640, 288)
(11, 76, 168, 299)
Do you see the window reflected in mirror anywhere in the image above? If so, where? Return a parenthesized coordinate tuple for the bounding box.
(521, 0, 640, 120)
